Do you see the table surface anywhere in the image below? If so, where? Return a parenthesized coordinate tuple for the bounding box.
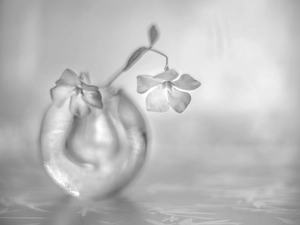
(0, 154, 300, 225)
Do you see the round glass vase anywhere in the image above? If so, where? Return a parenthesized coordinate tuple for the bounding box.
(39, 88, 148, 200)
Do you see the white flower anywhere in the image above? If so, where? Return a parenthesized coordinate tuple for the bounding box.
(50, 69, 103, 118)
(137, 69, 201, 113)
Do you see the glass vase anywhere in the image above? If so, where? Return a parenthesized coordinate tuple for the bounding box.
(39, 88, 148, 200)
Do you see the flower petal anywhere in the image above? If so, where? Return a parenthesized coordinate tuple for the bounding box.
(55, 69, 81, 87)
(146, 85, 170, 112)
(167, 87, 191, 113)
(81, 82, 99, 91)
(174, 74, 201, 90)
(70, 90, 91, 118)
(79, 70, 91, 84)
(50, 86, 75, 108)
(137, 75, 162, 94)
(154, 69, 179, 81)
(82, 90, 103, 109)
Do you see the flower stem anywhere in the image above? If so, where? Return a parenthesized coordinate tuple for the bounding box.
(103, 47, 169, 87)
(102, 68, 124, 88)
(148, 48, 169, 70)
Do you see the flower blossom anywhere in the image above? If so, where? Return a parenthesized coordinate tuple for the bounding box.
(137, 69, 200, 113)
(50, 69, 103, 118)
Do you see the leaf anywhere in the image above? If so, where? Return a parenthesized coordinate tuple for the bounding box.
(123, 47, 148, 71)
(149, 25, 159, 46)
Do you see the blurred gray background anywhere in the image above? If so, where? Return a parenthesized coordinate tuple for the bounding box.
(1, 0, 300, 191)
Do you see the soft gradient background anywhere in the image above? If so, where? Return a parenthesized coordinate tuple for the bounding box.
(0, 1, 300, 224)
(1, 0, 299, 170)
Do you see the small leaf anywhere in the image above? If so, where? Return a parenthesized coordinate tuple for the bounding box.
(123, 47, 148, 71)
(149, 25, 159, 46)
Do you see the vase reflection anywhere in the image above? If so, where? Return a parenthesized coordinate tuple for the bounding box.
(43, 197, 143, 225)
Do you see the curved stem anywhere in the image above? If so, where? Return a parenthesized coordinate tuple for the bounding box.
(102, 68, 124, 88)
(148, 48, 169, 70)
(103, 48, 169, 87)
